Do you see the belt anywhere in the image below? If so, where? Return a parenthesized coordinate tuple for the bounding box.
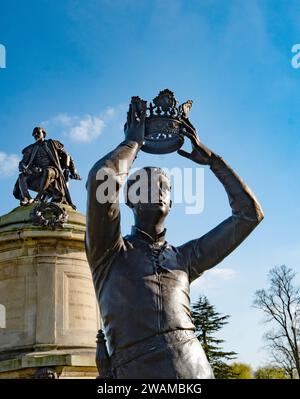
(110, 329, 197, 369)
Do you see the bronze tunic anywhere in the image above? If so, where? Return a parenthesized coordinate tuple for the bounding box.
(85, 140, 263, 379)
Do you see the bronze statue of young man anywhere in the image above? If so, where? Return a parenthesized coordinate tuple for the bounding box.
(13, 127, 81, 208)
(85, 97, 264, 379)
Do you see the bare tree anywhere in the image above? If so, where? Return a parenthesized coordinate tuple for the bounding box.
(265, 330, 295, 378)
(253, 265, 300, 379)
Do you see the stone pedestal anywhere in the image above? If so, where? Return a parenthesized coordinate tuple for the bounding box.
(0, 204, 99, 378)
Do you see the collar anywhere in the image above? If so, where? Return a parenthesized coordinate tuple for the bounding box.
(131, 226, 167, 245)
(35, 139, 46, 146)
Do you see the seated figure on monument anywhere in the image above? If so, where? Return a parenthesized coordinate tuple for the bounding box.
(85, 94, 264, 379)
(13, 127, 81, 208)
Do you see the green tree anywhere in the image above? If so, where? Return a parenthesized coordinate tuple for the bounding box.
(255, 366, 288, 379)
(229, 362, 253, 379)
(191, 295, 237, 379)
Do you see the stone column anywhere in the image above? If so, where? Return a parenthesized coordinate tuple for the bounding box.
(0, 204, 99, 378)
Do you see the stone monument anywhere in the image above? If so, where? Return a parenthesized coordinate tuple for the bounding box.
(0, 129, 99, 379)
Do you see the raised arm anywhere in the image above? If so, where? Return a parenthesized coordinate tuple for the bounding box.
(85, 97, 146, 272)
(176, 120, 264, 282)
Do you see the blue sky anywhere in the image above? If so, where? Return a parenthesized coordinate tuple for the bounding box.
(1, 0, 300, 370)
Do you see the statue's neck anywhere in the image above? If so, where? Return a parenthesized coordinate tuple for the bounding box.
(134, 221, 166, 242)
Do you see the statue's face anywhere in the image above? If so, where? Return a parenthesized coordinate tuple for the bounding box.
(33, 129, 45, 141)
(129, 171, 172, 220)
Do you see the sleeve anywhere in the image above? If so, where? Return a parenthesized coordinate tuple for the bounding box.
(85, 140, 140, 273)
(176, 154, 264, 282)
(52, 140, 64, 150)
(68, 156, 77, 176)
(56, 144, 72, 170)
(19, 146, 32, 171)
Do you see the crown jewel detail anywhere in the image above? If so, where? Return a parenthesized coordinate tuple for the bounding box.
(141, 89, 193, 154)
(148, 89, 193, 119)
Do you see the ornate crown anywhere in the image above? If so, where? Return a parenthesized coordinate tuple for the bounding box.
(143, 89, 193, 154)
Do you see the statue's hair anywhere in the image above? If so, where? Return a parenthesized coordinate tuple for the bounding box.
(32, 126, 47, 137)
(124, 166, 170, 208)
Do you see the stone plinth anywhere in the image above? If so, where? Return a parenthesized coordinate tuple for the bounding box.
(0, 349, 97, 379)
(0, 204, 99, 378)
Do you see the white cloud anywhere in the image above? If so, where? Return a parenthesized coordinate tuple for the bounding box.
(51, 113, 73, 126)
(209, 268, 236, 280)
(104, 107, 116, 117)
(191, 267, 237, 293)
(68, 115, 105, 142)
(0, 152, 19, 179)
(41, 106, 124, 143)
(42, 112, 105, 143)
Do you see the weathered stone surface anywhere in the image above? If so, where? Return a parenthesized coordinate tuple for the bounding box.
(0, 204, 100, 358)
(0, 350, 98, 379)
